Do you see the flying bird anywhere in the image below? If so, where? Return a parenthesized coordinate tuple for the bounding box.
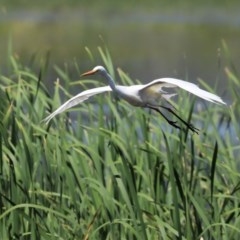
(43, 66, 226, 133)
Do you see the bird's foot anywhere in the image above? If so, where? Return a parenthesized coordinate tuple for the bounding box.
(148, 106, 199, 134)
(187, 123, 199, 134)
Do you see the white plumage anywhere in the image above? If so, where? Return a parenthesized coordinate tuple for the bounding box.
(43, 65, 226, 133)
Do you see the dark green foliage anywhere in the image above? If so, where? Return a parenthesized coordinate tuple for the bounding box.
(0, 47, 240, 239)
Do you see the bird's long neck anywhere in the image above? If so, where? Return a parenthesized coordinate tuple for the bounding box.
(101, 71, 117, 91)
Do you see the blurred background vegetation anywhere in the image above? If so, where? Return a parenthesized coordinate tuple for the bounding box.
(0, 0, 240, 97)
(1, 0, 240, 9)
(0, 1, 240, 239)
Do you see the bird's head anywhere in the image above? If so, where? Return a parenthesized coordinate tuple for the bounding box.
(81, 66, 106, 77)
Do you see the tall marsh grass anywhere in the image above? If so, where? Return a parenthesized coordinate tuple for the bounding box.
(0, 46, 239, 239)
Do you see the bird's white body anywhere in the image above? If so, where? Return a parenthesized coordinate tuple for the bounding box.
(115, 85, 145, 106)
(43, 66, 226, 133)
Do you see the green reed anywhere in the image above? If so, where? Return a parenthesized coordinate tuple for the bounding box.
(0, 45, 239, 239)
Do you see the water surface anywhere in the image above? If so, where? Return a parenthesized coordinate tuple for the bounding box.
(0, 7, 239, 92)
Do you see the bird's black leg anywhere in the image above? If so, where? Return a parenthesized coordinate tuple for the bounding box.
(159, 105, 199, 134)
(147, 106, 182, 131)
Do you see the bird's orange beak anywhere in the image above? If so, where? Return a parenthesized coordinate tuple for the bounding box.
(81, 69, 96, 77)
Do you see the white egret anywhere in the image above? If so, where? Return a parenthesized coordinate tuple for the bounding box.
(43, 66, 226, 133)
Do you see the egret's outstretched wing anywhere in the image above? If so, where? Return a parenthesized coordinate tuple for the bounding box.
(140, 78, 226, 105)
(43, 86, 112, 124)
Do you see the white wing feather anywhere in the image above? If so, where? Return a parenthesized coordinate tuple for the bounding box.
(43, 77, 226, 124)
(43, 86, 112, 124)
(142, 78, 226, 105)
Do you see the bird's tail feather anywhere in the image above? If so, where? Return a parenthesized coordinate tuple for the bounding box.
(162, 93, 177, 101)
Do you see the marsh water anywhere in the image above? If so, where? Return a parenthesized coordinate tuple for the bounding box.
(1, 5, 239, 152)
(0, 6, 240, 92)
